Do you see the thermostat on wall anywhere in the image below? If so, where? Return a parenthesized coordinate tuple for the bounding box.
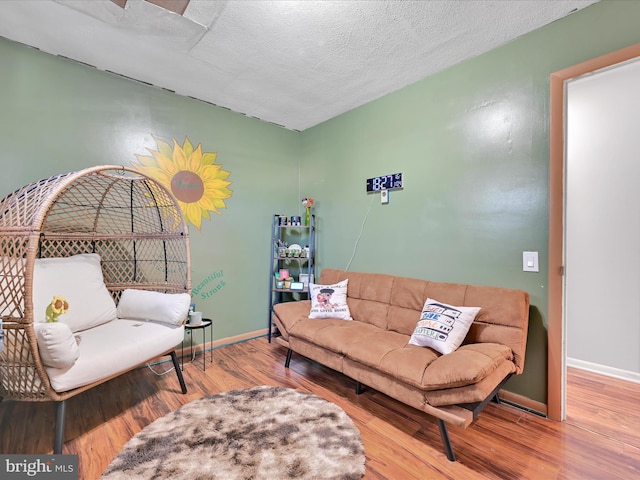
(366, 172, 403, 192)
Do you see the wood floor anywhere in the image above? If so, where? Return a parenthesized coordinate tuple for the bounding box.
(1, 337, 639, 479)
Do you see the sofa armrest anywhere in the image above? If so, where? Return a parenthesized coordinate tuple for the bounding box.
(273, 300, 311, 340)
(422, 343, 513, 390)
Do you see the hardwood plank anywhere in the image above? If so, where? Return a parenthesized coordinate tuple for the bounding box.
(566, 367, 640, 450)
(1, 339, 639, 479)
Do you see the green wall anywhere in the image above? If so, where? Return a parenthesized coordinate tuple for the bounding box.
(2, 0, 640, 405)
(300, 0, 640, 403)
(0, 36, 301, 343)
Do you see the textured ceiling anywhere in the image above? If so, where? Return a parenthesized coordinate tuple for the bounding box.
(0, 0, 599, 131)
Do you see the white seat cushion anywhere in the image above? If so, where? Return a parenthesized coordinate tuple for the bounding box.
(45, 319, 184, 392)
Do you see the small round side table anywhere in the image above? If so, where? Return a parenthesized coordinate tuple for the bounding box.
(181, 318, 213, 371)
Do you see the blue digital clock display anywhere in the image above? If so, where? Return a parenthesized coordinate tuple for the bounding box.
(366, 172, 403, 192)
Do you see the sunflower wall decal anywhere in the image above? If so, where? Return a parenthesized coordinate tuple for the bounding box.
(132, 137, 232, 230)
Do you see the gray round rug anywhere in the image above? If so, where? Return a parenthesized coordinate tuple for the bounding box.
(101, 386, 366, 480)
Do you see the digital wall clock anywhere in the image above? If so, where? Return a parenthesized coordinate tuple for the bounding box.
(365, 172, 403, 192)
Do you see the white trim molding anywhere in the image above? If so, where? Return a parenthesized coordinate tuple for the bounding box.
(567, 357, 640, 384)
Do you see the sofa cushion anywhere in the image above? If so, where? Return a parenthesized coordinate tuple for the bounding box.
(34, 322, 80, 369)
(345, 335, 513, 391)
(421, 343, 514, 389)
(317, 270, 391, 329)
(309, 280, 352, 320)
(33, 254, 117, 332)
(44, 319, 184, 392)
(117, 289, 190, 326)
(344, 330, 425, 375)
(289, 318, 380, 355)
(408, 298, 480, 355)
(389, 276, 428, 311)
(346, 297, 389, 330)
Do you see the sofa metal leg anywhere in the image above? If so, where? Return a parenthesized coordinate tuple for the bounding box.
(54, 400, 66, 454)
(437, 419, 456, 462)
(285, 349, 293, 368)
(355, 381, 363, 395)
(170, 351, 187, 394)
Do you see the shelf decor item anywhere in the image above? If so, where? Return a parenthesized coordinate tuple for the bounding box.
(302, 197, 314, 226)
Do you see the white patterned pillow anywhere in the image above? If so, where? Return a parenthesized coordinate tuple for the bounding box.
(408, 298, 480, 355)
(309, 279, 352, 320)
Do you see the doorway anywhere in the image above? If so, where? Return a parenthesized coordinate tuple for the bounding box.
(565, 57, 640, 377)
(548, 43, 640, 421)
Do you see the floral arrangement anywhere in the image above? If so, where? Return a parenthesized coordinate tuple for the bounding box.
(302, 197, 315, 226)
(46, 296, 69, 323)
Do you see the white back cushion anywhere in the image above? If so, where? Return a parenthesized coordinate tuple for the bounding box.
(117, 289, 190, 326)
(33, 254, 117, 332)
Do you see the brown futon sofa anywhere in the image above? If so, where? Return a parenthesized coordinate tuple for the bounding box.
(272, 268, 530, 461)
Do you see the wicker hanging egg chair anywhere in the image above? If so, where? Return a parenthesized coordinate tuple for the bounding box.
(0, 165, 191, 452)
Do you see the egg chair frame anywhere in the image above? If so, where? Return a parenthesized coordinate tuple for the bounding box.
(0, 165, 191, 452)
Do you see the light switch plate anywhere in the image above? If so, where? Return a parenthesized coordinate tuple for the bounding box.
(523, 251, 539, 272)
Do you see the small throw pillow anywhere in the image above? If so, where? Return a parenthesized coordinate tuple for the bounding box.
(309, 279, 352, 320)
(408, 298, 481, 355)
(117, 289, 191, 326)
(34, 322, 80, 369)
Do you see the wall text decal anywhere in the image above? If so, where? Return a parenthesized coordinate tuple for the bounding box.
(193, 269, 226, 300)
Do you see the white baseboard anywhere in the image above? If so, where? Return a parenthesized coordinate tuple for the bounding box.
(567, 357, 640, 384)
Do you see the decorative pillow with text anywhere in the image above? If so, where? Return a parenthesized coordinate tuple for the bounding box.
(408, 298, 480, 355)
(309, 279, 352, 320)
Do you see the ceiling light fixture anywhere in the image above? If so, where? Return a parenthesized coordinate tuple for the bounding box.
(110, 0, 191, 16)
